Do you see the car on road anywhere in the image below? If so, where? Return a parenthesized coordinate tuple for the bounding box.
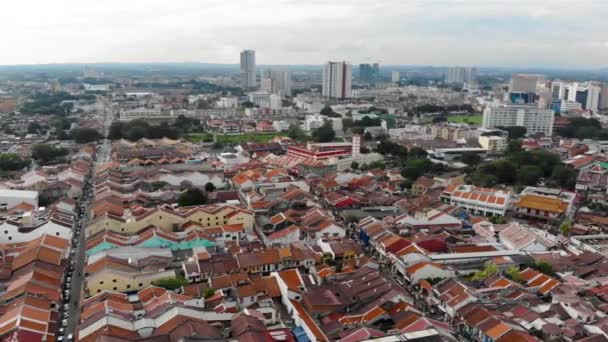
(67, 334, 74, 341)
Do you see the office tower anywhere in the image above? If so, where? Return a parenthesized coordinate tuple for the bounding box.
(261, 69, 291, 95)
(600, 83, 608, 110)
(323, 61, 352, 99)
(509, 74, 543, 93)
(482, 103, 555, 136)
(445, 67, 476, 84)
(359, 64, 377, 84)
(550, 80, 601, 113)
(373, 63, 380, 81)
(240, 49, 256, 89)
(392, 71, 400, 83)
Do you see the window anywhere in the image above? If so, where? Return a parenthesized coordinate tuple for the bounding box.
(8, 237, 11, 241)
(100, 281, 104, 284)
(113, 287, 117, 291)
(126, 285, 131, 289)
(97, 289, 101, 293)
(159, 216, 162, 219)
(139, 283, 143, 287)
(56, 232, 60, 236)
(113, 279, 117, 283)
(3, 231, 7, 234)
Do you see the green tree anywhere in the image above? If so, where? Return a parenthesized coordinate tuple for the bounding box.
(560, 219, 572, 237)
(178, 188, 208, 207)
(471, 263, 499, 280)
(517, 165, 543, 185)
(0, 153, 30, 171)
(203, 288, 216, 299)
(401, 158, 431, 180)
(71, 128, 103, 143)
(152, 276, 189, 290)
(533, 261, 554, 276)
(27, 122, 44, 134)
(505, 266, 522, 282)
(31, 144, 69, 163)
(461, 152, 482, 165)
(350, 161, 359, 170)
(312, 120, 335, 142)
(204, 182, 216, 193)
(550, 165, 578, 190)
(489, 215, 506, 224)
(287, 124, 306, 140)
(408, 147, 428, 159)
(320, 106, 340, 117)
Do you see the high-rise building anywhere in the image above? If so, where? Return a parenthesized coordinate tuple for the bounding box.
(392, 71, 400, 83)
(359, 63, 380, 84)
(323, 61, 352, 99)
(509, 74, 543, 93)
(240, 49, 256, 89)
(482, 103, 555, 136)
(445, 67, 476, 84)
(600, 83, 608, 110)
(551, 80, 601, 113)
(260, 69, 291, 95)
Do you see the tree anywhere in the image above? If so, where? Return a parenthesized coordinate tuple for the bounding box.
(27, 122, 44, 134)
(401, 158, 431, 180)
(489, 215, 506, 224)
(432, 116, 447, 124)
(350, 161, 359, 170)
(71, 128, 103, 143)
(204, 182, 216, 193)
(498, 126, 527, 139)
(471, 263, 499, 280)
(203, 288, 216, 299)
(517, 165, 543, 186)
(533, 261, 554, 276)
(242, 101, 255, 108)
(550, 165, 578, 190)
(31, 144, 69, 163)
(178, 188, 208, 207)
(408, 147, 428, 159)
(0, 153, 30, 171)
(287, 124, 306, 140)
(461, 152, 482, 165)
(152, 276, 189, 290)
(560, 219, 572, 237)
(363, 131, 373, 141)
(312, 120, 335, 142)
(505, 266, 522, 282)
(320, 106, 340, 117)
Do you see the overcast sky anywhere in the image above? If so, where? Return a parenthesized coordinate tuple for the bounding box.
(1, 0, 607, 68)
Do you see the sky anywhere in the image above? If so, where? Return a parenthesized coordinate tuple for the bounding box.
(1, 0, 608, 68)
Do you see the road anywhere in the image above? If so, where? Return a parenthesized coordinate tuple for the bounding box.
(58, 99, 114, 341)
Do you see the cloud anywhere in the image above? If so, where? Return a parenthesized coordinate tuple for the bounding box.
(0, 0, 607, 67)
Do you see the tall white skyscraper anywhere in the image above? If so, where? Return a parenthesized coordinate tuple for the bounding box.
(322, 61, 352, 99)
(445, 67, 476, 84)
(240, 49, 256, 89)
(261, 69, 291, 95)
(392, 71, 401, 83)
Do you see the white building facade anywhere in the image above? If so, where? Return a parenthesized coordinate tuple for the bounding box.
(482, 104, 555, 136)
(322, 61, 352, 99)
(240, 49, 256, 89)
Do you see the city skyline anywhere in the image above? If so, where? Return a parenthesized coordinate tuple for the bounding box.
(1, 1, 608, 68)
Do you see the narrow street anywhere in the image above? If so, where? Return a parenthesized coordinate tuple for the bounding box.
(58, 100, 113, 341)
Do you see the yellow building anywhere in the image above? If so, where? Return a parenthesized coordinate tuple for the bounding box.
(86, 267, 176, 296)
(87, 204, 254, 236)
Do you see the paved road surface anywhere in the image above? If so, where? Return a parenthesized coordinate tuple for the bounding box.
(58, 100, 113, 341)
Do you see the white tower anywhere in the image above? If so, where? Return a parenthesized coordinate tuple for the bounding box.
(352, 135, 361, 158)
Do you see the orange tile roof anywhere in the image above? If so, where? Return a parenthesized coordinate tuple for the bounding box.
(485, 322, 511, 340)
(290, 299, 328, 342)
(516, 194, 568, 214)
(279, 269, 303, 293)
(406, 262, 444, 274)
